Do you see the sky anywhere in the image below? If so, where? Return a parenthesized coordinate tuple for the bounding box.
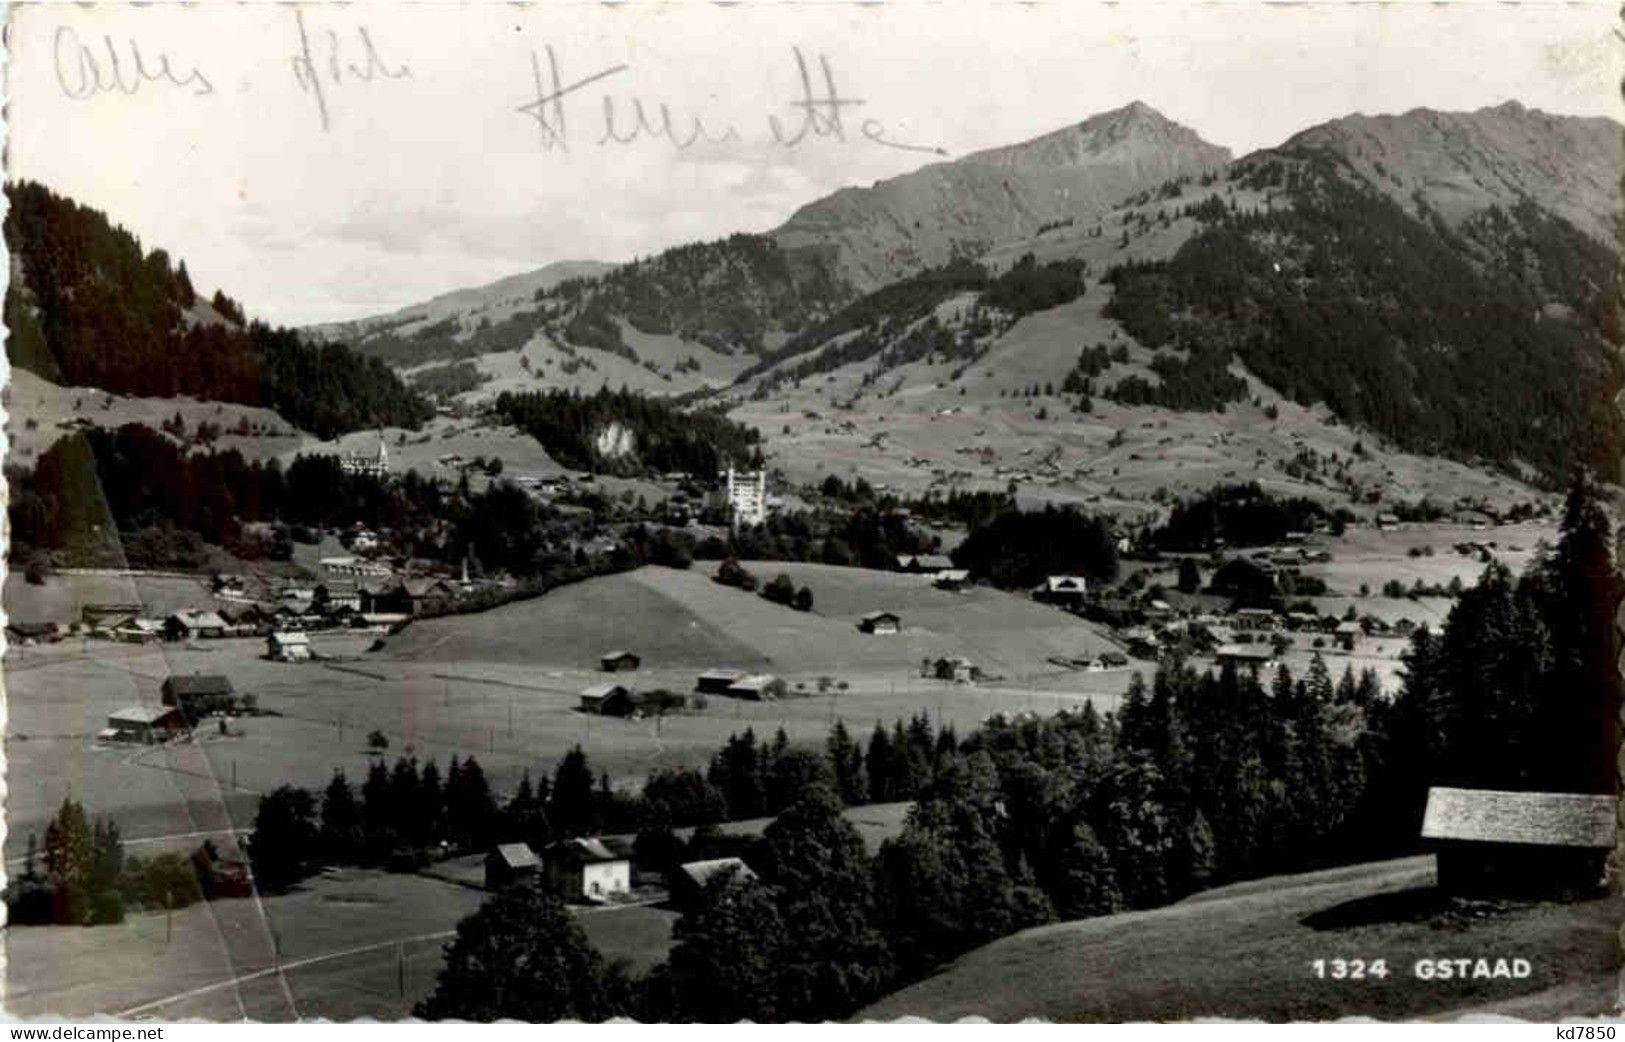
(13, 1, 1623, 326)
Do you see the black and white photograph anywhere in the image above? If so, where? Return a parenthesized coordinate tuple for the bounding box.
(4, 0, 1624, 1023)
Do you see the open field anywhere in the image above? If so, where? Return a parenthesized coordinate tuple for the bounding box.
(4, 867, 486, 1020)
(1, 565, 1128, 860)
(5, 571, 225, 626)
(861, 856, 1623, 1022)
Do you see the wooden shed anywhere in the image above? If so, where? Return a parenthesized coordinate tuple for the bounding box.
(1421, 786, 1616, 899)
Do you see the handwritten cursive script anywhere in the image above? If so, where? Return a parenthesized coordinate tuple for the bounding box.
(516, 46, 943, 157)
(290, 9, 411, 131)
(53, 25, 214, 99)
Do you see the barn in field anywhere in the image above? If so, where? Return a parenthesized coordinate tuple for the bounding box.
(161, 674, 239, 718)
(580, 682, 639, 717)
(103, 705, 185, 744)
(696, 668, 748, 695)
(484, 842, 541, 891)
(727, 674, 780, 700)
(600, 650, 641, 672)
(858, 611, 902, 635)
(164, 610, 227, 641)
(1421, 786, 1616, 899)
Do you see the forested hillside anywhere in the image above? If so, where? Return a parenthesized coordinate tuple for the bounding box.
(1100, 150, 1622, 483)
(5, 182, 432, 439)
(492, 387, 762, 476)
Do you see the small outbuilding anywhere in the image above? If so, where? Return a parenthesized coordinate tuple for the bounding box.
(696, 668, 748, 695)
(727, 674, 780, 700)
(858, 611, 901, 635)
(161, 674, 239, 718)
(580, 682, 639, 717)
(164, 610, 228, 641)
(105, 705, 185, 744)
(1421, 786, 1616, 899)
(1214, 643, 1276, 670)
(113, 617, 165, 644)
(600, 650, 642, 672)
(485, 842, 541, 891)
(668, 857, 757, 908)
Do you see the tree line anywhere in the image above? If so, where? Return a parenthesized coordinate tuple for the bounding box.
(1100, 155, 1622, 484)
(7, 421, 691, 581)
(1150, 482, 1349, 551)
(5, 181, 431, 439)
(492, 387, 763, 476)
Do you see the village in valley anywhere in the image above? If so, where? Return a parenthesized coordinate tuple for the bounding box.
(8, 3, 1624, 1023)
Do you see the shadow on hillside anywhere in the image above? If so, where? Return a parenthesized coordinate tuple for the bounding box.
(1301, 886, 1518, 932)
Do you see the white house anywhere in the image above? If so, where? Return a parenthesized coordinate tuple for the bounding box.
(341, 436, 390, 478)
(545, 838, 631, 902)
(268, 631, 312, 662)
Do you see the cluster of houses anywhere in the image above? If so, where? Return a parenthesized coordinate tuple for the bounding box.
(483, 835, 755, 910)
(98, 673, 246, 745)
(8, 570, 476, 656)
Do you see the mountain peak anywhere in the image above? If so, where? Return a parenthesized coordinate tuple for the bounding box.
(964, 102, 1232, 171)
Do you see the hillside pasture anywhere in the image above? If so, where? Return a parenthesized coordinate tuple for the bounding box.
(861, 855, 1622, 1022)
(5, 571, 224, 625)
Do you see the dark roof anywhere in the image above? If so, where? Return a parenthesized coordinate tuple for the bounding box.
(163, 674, 235, 696)
(1421, 787, 1616, 849)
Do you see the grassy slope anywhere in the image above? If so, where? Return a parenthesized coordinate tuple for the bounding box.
(861, 856, 1621, 1022)
(383, 562, 1120, 679)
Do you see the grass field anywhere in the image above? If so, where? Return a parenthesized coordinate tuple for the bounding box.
(2, 564, 1128, 863)
(4, 571, 239, 626)
(860, 856, 1622, 1022)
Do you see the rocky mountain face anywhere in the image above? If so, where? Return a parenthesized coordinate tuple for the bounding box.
(1277, 101, 1620, 246)
(772, 101, 1234, 291)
